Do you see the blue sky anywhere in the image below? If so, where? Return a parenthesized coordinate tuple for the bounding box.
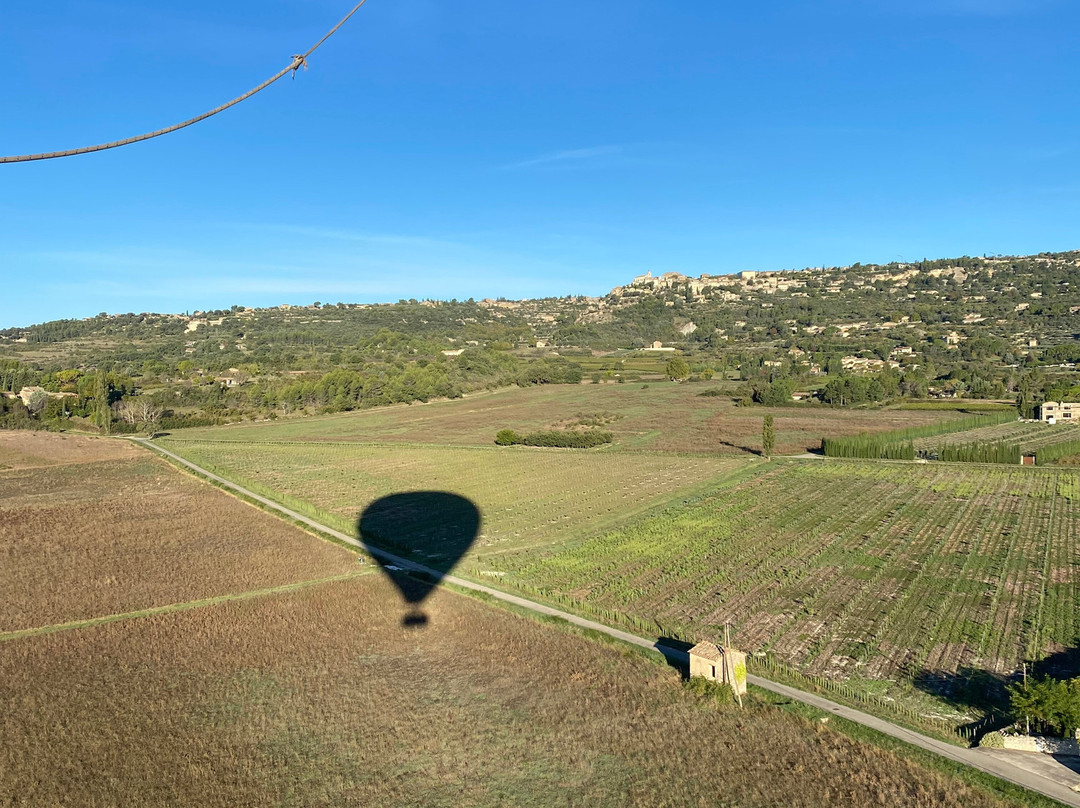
(2, 0, 1078, 326)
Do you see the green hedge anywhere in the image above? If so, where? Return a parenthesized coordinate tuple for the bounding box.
(494, 429, 613, 448)
(821, 436, 915, 460)
(937, 441, 1021, 464)
(1036, 439, 1080, 465)
(494, 429, 523, 446)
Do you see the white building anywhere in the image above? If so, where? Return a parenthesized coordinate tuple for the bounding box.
(1040, 402, 1079, 424)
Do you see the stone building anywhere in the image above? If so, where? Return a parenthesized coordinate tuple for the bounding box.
(688, 641, 747, 696)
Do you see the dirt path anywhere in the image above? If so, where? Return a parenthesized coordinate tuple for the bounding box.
(135, 437, 1080, 807)
(0, 571, 370, 643)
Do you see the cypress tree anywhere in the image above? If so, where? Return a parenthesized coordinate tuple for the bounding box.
(763, 414, 775, 458)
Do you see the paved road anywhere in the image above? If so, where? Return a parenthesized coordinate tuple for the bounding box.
(136, 437, 1080, 807)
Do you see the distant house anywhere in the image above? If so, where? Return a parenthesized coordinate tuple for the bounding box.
(17, 386, 47, 407)
(929, 387, 959, 399)
(1040, 402, 1079, 424)
(441, 349, 465, 357)
(688, 641, 747, 696)
(643, 341, 676, 352)
(840, 355, 897, 373)
(14, 386, 75, 408)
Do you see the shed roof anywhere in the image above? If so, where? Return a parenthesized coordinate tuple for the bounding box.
(688, 641, 723, 662)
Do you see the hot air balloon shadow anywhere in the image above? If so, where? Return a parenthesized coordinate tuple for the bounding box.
(358, 491, 481, 628)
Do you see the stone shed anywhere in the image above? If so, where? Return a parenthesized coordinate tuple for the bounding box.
(688, 641, 747, 696)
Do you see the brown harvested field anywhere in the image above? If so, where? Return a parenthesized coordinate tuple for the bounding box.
(170, 383, 963, 455)
(0, 430, 140, 469)
(0, 433, 356, 632)
(0, 573, 1021, 808)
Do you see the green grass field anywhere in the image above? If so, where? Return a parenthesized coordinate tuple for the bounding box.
(157, 439, 750, 565)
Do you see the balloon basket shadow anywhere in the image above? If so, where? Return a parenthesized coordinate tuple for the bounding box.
(402, 610, 429, 628)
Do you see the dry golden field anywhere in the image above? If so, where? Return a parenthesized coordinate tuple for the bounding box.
(0, 572, 1022, 808)
(0, 430, 140, 469)
(0, 433, 356, 632)
(169, 382, 964, 455)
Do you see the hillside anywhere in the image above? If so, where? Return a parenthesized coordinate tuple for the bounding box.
(1, 249, 1078, 430)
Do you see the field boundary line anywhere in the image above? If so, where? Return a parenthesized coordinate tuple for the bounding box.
(132, 437, 1080, 808)
(0, 571, 368, 643)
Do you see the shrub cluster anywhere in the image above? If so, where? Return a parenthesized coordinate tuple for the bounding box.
(516, 357, 583, 386)
(1010, 676, 1080, 737)
(494, 429, 523, 446)
(683, 676, 735, 705)
(494, 429, 613, 448)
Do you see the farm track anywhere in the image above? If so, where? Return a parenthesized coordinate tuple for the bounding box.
(134, 438, 1080, 808)
(0, 571, 371, 643)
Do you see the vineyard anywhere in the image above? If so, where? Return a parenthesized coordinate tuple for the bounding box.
(156, 438, 750, 563)
(483, 461, 1080, 701)
(821, 412, 1016, 459)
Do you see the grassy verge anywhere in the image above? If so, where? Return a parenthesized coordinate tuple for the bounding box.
(747, 654, 971, 746)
